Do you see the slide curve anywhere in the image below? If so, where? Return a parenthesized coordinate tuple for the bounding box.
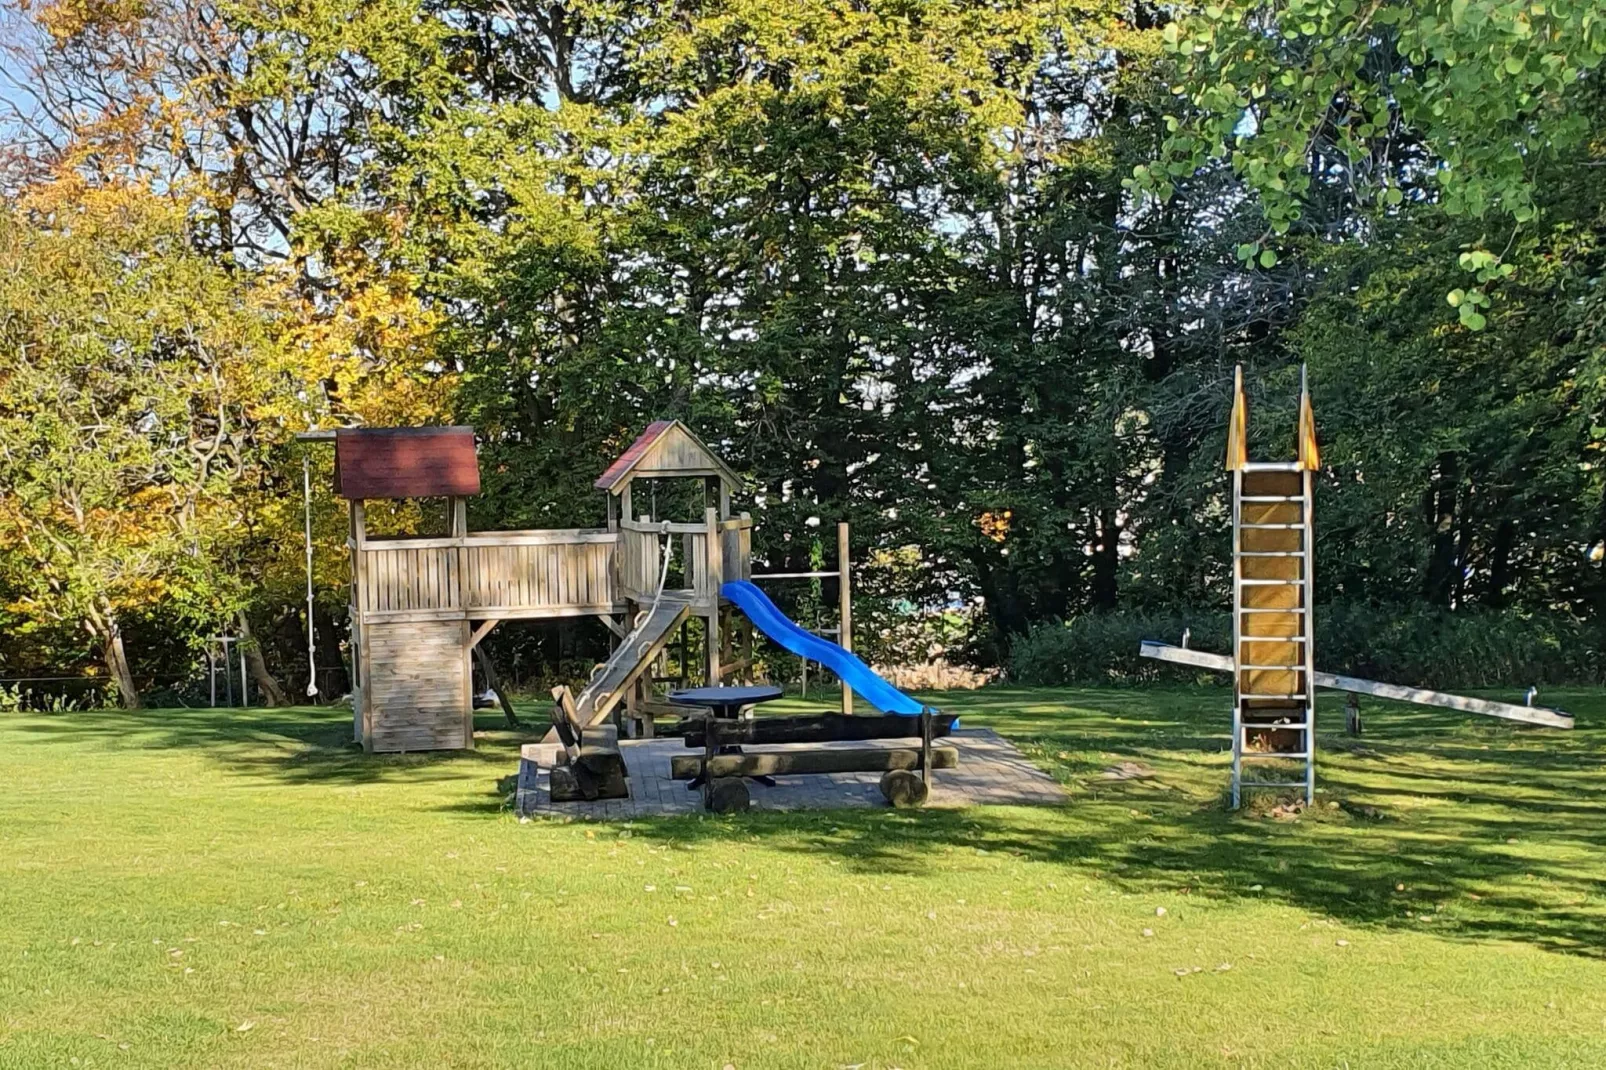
(721, 579, 929, 716)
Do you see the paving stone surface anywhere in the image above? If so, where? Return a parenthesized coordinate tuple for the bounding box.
(516, 728, 1066, 820)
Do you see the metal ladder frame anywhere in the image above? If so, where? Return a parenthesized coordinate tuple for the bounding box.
(1231, 461, 1316, 808)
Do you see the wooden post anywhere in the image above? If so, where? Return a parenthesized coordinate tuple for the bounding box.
(451, 495, 475, 749)
(706, 506, 722, 684)
(838, 521, 852, 715)
(351, 500, 373, 751)
(450, 496, 467, 611)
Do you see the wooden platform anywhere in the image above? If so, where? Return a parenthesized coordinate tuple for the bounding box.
(515, 728, 1065, 819)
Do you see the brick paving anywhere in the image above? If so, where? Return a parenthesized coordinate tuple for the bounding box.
(516, 727, 1065, 819)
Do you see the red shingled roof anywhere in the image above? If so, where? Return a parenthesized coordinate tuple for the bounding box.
(334, 427, 481, 500)
(593, 420, 676, 490)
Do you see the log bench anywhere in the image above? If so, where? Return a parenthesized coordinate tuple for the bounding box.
(675, 709, 955, 812)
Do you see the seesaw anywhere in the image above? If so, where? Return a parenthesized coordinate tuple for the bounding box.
(1138, 640, 1573, 731)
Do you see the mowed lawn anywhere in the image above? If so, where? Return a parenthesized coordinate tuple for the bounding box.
(3, 686, 1605, 1069)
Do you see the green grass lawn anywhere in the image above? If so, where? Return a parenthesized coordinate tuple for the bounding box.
(3, 685, 1605, 1069)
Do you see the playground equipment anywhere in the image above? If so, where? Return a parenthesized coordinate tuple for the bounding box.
(321, 420, 754, 752)
(1140, 366, 1573, 807)
(323, 419, 928, 758)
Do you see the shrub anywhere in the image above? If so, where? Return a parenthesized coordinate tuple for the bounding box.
(1008, 605, 1605, 689)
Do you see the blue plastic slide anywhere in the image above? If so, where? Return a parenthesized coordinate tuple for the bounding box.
(721, 580, 928, 716)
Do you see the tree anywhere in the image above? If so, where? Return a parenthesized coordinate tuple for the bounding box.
(0, 177, 294, 704)
(1140, 0, 1606, 324)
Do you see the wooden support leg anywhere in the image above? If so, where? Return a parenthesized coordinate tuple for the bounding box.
(1345, 692, 1362, 736)
(920, 708, 933, 785)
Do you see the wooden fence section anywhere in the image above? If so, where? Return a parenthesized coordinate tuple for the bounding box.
(358, 530, 619, 622)
(358, 515, 753, 621)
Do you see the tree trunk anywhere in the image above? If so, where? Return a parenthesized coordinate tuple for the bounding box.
(312, 603, 349, 696)
(88, 600, 142, 709)
(1422, 451, 1460, 607)
(236, 611, 289, 706)
(1090, 504, 1120, 612)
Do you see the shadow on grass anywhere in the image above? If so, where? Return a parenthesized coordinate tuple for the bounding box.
(7, 703, 541, 787)
(12, 684, 1606, 959)
(616, 685, 1606, 960)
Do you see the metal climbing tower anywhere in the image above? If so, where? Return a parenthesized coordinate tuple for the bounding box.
(1227, 365, 1320, 807)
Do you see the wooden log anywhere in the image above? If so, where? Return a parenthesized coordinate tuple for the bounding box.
(679, 713, 956, 748)
(705, 776, 750, 813)
(548, 751, 629, 802)
(670, 745, 958, 781)
(879, 769, 929, 808)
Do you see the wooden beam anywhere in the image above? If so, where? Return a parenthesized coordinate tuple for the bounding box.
(838, 521, 852, 716)
(670, 745, 958, 780)
(467, 618, 499, 649)
(1138, 641, 1573, 729)
(680, 713, 956, 749)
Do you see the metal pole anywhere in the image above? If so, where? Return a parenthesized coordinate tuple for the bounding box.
(208, 646, 216, 708)
(239, 638, 249, 708)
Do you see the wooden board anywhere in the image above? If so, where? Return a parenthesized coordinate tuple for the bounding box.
(681, 713, 953, 748)
(1241, 668, 1303, 695)
(1241, 501, 1303, 525)
(571, 599, 691, 726)
(1240, 527, 1303, 553)
(1241, 470, 1302, 497)
(1240, 639, 1303, 667)
(1239, 611, 1305, 637)
(1241, 556, 1302, 581)
(1241, 584, 1302, 610)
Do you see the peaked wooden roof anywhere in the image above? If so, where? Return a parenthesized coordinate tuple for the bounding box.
(594, 419, 741, 492)
(334, 427, 481, 500)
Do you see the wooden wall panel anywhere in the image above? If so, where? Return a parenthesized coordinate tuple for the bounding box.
(1240, 527, 1302, 553)
(364, 619, 468, 752)
(1241, 501, 1303, 525)
(1241, 583, 1302, 610)
(1241, 470, 1302, 497)
(1240, 611, 1304, 637)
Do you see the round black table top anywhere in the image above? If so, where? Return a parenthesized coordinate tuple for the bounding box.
(669, 685, 783, 711)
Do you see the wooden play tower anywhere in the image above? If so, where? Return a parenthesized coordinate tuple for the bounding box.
(1226, 366, 1320, 806)
(334, 421, 752, 752)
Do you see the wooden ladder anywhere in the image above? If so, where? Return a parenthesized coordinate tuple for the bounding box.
(1232, 461, 1315, 808)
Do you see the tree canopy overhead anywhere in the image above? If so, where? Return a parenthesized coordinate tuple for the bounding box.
(0, 0, 1601, 700)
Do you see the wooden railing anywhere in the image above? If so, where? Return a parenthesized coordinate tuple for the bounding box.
(355, 514, 753, 621)
(356, 529, 618, 620)
(465, 531, 616, 616)
(620, 511, 753, 605)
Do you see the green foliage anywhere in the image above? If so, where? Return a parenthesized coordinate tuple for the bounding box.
(2, 0, 1602, 690)
(0, 182, 297, 703)
(1140, 0, 1606, 322)
(1009, 610, 1234, 686)
(1009, 604, 1603, 688)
